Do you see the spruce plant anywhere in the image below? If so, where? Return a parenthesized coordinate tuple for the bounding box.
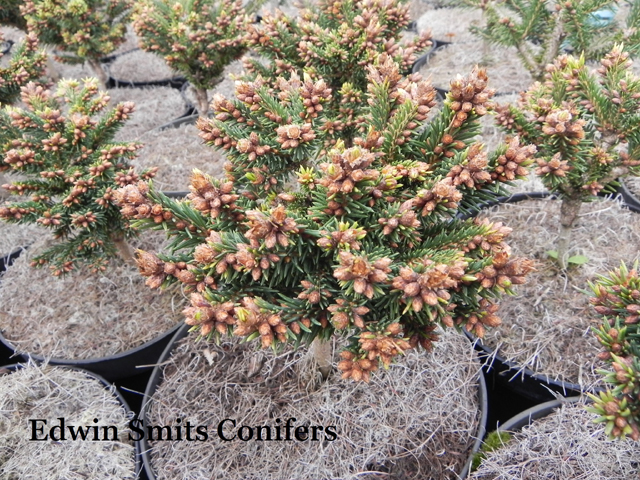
(244, 0, 433, 143)
(0, 31, 47, 201)
(587, 261, 640, 441)
(116, 56, 536, 381)
(133, 0, 256, 116)
(20, 0, 134, 87)
(494, 45, 640, 269)
(0, 31, 47, 106)
(0, 0, 27, 29)
(0, 79, 156, 275)
(456, 0, 640, 81)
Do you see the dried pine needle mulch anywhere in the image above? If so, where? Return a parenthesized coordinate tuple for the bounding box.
(148, 328, 483, 480)
(106, 48, 177, 83)
(469, 400, 640, 480)
(476, 196, 640, 389)
(0, 232, 185, 360)
(0, 363, 135, 480)
(623, 176, 640, 202)
(0, 211, 46, 258)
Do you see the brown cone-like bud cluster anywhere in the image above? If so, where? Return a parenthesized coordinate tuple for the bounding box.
(275, 123, 315, 149)
(233, 297, 287, 347)
(317, 225, 366, 251)
(392, 259, 467, 312)
(327, 298, 369, 329)
(337, 350, 378, 382)
(299, 76, 332, 118)
(333, 252, 392, 298)
(447, 143, 492, 188)
(135, 250, 167, 289)
(183, 293, 236, 337)
(541, 109, 585, 144)
(413, 179, 463, 215)
(449, 67, 495, 127)
(298, 280, 332, 305)
(244, 205, 299, 249)
(235, 132, 272, 162)
(465, 218, 512, 253)
(114, 182, 170, 223)
(359, 325, 412, 367)
(458, 298, 501, 338)
(188, 170, 240, 219)
(492, 136, 536, 182)
(378, 201, 420, 235)
(536, 152, 571, 177)
(476, 251, 534, 290)
(318, 146, 379, 199)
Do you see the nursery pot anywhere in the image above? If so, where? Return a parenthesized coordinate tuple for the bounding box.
(2, 362, 141, 479)
(496, 395, 584, 433)
(459, 191, 624, 403)
(0, 192, 190, 381)
(618, 179, 640, 212)
(139, 323, 489, 480)
(0, 322, 181, 382)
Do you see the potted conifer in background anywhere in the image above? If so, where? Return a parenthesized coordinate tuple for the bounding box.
(467, 45, 640, 400)
(132, 0, 258, 117)
(20, 0, 133, 87)
(244, 0, 433, 143)
(0, 29, 47, 204)
(0, 78, 183, 379)
(468, 263, 640, 478)
(456, 0, 640, 81)
(116, 53, 536, 478)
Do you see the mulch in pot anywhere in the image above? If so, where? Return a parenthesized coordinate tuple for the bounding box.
(0, 363, 137, 479)
(0, 233, 184, 363)
(144, 327, 484, 480)
(473, 195, 640, 390)
(469, 398, 640, 479)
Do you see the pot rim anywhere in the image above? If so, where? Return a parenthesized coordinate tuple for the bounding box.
(2, 362, 142, 479)
(139, 323, 489, 480)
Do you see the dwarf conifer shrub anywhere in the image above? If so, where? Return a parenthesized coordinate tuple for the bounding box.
(494, 46, 640, 269)
(21, 0, 134, 86)
(0, 32, 47, 106)
(133, 0, 255, 116)
(0, 79, 156, 275)
(117, 56, 535, 381)
(0, 0, 27, 29)
(244, 0, 433, 143)
(588, 261, 640, 441)
(457, 0, 640, 81)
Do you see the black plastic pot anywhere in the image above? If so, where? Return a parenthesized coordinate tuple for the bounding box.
(3, 362, 142, 479)
(460, 191, 631, 403)
(139, 323, 489, 480)
(106, 75, 188, 90)
(497, 396, 583, 433)
(1, 39, 13, 55)
(618, 179, 640, 212)
(0, 247, 24, 273)
(0, 322, 181, 382)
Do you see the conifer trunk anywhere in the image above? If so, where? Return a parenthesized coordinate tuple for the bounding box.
(112, 236, 136, 266)
(0, 172, 9, 201)
(556, 196, 581, 269)
(87, 59, 109, 89)
(311, 337, 332, 380)
(194, 87, 209, 117)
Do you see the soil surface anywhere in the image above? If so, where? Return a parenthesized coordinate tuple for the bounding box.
(0, 232, 185, 360)
(147, 328, 483, 480)
(469, 400, 640, 479)
(0, 364, 136, 480)
(474, 196, 640, 389)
